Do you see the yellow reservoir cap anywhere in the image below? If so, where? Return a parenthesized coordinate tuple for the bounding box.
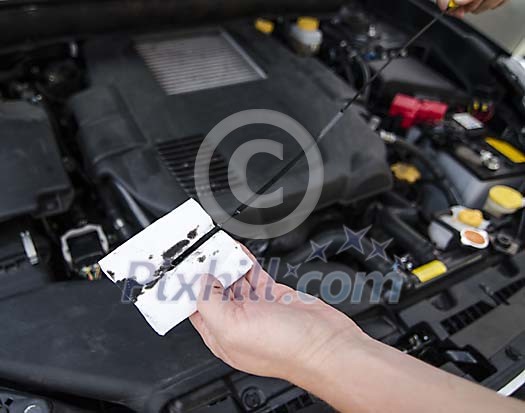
(297, 17, 319, 31)
(485, 137, 525, 164)
(489, 186, 523, 210)
(457, 208, 483, 228)
(391, 162, 421, 184)
(448, 0, 459, 8)
(413, 260, 448, 283)
(255, 18, 274, 34)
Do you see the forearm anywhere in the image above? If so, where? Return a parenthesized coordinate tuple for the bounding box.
(290, 335, 524, 413)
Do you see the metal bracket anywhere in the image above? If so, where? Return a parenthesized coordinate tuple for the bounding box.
(20, 231, 39, 266)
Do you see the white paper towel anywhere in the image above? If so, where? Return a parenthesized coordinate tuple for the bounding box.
(99, 199, 253, 335)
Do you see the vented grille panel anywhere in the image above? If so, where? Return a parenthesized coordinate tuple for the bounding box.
(441, 302, 494, 335)
(494, 278, 525, 302)
(269, 393, 319, 413)
(136, 31, 266, 95)
(156, 136, 240, 197)
(441, 278, 525, 335)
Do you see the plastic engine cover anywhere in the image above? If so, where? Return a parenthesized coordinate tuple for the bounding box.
(70, 23, 392, 233)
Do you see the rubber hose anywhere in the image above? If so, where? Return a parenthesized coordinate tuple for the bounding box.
(113, 181, 151, 229)
(378, 205, 435, 264)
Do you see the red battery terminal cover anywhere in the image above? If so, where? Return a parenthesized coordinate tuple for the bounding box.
(389, 94, 448, 128)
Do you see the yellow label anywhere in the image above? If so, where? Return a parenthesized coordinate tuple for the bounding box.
(448, 0, 459, 8)
(413, 260, 447, 283)
(486, 137, 525, 164)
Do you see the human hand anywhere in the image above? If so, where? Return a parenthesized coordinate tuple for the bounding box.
(191, 246, 525, 413)
(437, 0, 508, 17)
(189, 245, 372, 383)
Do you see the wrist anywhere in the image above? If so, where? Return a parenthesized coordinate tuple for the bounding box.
(288, 329, 389, 413)
(287, 322, 376, 392)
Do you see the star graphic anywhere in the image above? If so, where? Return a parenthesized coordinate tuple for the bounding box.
(337, 225, 371, 256)
(367, 238, 393, 261)
(306, 240, 332, 263)
(283, 263, 302, 279)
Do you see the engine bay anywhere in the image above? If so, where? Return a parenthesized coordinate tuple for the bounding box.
(1, 0, 525, 411)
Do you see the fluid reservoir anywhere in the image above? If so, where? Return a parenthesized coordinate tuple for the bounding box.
(290, 17, 323, 56)
(483, 185, 525, 218)
(429, 206, 489, 250)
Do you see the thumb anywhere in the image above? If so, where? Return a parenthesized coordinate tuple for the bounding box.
(196, 274, 233, 326)
(437, 0, 451, 10)
(437, 0, 471, 10)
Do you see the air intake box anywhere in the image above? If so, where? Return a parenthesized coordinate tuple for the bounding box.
(70, 24, 391, 234)
(0, 101, 73, 222)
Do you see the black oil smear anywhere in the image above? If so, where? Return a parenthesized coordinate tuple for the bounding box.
(146, 225, 219, 291)
(198, 255, 206, 263)
(162, 239, 190, 260)
(212, 250, 219, 256)
(107, 270, 115, 279)
(144, 277, 160, 290)
(145, 260, 175, 290)
(148, 254, 153, 260)
(115, 235, 197, 299)
(116, 278, 144, 303)
(187, 226, 199, 240)
(142, 239, 190, 292)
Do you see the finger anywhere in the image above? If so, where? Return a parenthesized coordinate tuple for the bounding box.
(273, 283, 298, 302)
(475, 0, 505, 12)
(450, 8, 466, 17)
(190, 313, 227, 359)
(189, 311, 206, 332)
(228, 285, 235, 301)
(239, 243, 276, 290)
(437, 0, 450, 11)
(230, 279, 241, 301)
(489, 0, 506, 9)
(230, 277, 256, 302)
(464, 0, 483, 11)
(437, 0, 471, 11)
(248, 261, 276, 294)
(444, 0, 478, 16)
(473, 0, 491, 12)
(197, 274, 234, 326)
(275, 287, 320, 307)
(190, 312, 218, 350)
(454, 0, 477, 4)
(189, 312, 213, 344)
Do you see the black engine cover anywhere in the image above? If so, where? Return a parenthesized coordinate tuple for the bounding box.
(71, 23, 391, 232)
